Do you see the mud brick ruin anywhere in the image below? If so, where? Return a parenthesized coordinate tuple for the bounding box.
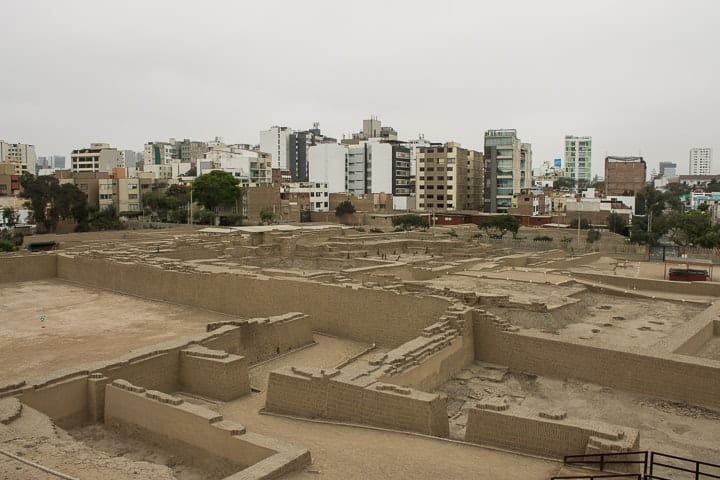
(1, 224, 719, 479)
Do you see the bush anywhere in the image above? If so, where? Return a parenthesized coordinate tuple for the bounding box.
(369, 228, 383, 233)
(391, 214, 429, 231)
(335, 200, 356, 216)
(533, 235, 553, 242)
(393, 227, 404, 232)
(354, 227, 366, 232)
(219, 214, 243, 226)
(569, 218, 590, 230)
(446, 229, 458, 237)
(0, 240, 15, 252)
(195, 209, 217, 225)
(587, 229, 601, 243)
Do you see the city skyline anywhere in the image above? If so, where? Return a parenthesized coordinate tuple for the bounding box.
(2, 0, 718, 177)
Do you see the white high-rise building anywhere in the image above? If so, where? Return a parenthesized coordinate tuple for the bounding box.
(689, 147, 712, 175)
(564, 135, 592, 188)
(70, 143, 122, 173)
(259, 126, 294, 170)
(308, 143, 347, 194)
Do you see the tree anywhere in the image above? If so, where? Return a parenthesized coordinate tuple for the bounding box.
(666, 210, 712, 247)
(335, 200, 356, 217)
(569, 218, 590, 230)
(259, 208, 274, 225)
(191, 171, 240, 211)
(553, 177, 574, 191)
(165, 184, 189, 206)
(480, 214, 519, 238)
(607, 213, 627, 234)
(19, 174, 89, 232)
(2, 208, 18, 228)
(587, 229, 601, 243)
(391, 214, 429, 231)
(635, 186, 665, 216)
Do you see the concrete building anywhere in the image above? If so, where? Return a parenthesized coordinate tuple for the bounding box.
(345, 140, 412, 210)
(70, 143, 122, 173)
(281, 182, 330, 212)
(287, 124, 336, 182)
(659, 161, 677, 178)
(346, 117, 399, 143)
(415, 142, 483, 212)
(201, 145, 271, 184)
(483, 129, 532, 213)
(564, 135, 592, 189)
(308, 143, 347, 194)
(604, 156, 646, 195)
(260, 126, 294, 170)
(0, 141, 37, 175)
(689, 147, 712, 175)
(143, 142, 176, 167)
(509, 188, 550, 217)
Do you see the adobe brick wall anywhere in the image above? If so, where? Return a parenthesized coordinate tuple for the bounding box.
(0, 253, 57, 283)
(465, 404, 639, 458)
(570, 271, 720, 297)
(105, 381, 310, 475)
(180, 346, 250, 401)
(265, 367, 449, 437)
(473, 312, 720, 409)
(57, 255, 450, 347)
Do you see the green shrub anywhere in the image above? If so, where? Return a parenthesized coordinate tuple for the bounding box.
(369, 228, 383, 233)
(0, 240, 15, 252)
(533, 235, 553, 242)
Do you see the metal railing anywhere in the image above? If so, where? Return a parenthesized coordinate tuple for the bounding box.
(551, 475, 643, 480)
(562, 451, 649, 475)
(647, 451, 720, 480)
(555, 450, 720, 480)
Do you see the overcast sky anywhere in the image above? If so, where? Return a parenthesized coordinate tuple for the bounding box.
(1, 0, 718, 177)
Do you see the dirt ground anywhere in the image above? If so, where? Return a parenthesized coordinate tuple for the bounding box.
(0, 280, 234, 380)
(437, 362, 720, 463)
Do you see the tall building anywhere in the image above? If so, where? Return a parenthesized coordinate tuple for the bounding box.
(659, 162, 677, 178)
(201, 145, 271, 184)
(689, 147, 712, 175)
(604, 156, 646, 195)
(308, 143, 347, 194)
(0, 141, 37, 175)
(70, 143, 122, 173)
(564, 135, 592, 188)
(416, 142, 483, 211)
(344, 139, 412, 209)
(287, 124, 336, 181)
(259, 126, 294, 170)
(483, 129, 532, 213)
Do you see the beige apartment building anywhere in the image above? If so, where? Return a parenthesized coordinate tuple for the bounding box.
(415, 142, 483, 211)
(99, 174, 157, 213)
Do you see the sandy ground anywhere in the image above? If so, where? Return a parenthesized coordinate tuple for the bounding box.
(0, 280, 234, 381)
(438, 362, 720, 463)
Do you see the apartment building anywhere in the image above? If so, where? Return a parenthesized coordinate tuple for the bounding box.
(689, 147, 712, 175)
(281, 182, 330, 212)
(345, 139, 412, 210)
(70, 143, 122, 173)
(259, 126, 293, 170)
(483, 129, 532, 213)
(415, 142, 483, 211)
(564, 135, 592, 188)
(0, 141, 37, 175)
(604, 156, 646, 195)
(308, 143, 347, 193)
(201, 145, 271, 184)
(659, 162, 677, 178)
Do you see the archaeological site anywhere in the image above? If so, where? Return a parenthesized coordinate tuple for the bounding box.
(1, 224, 719, 479)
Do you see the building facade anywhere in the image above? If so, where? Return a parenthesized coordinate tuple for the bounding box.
(259, 126, 293, 170)
(604, 156, 646, 195)
(415, 142, 483, 212)
(0, 141, 37, 175)
(308, 143, 347, 194)
(658, 162, 677, 178)
(689, 147, 712, 175)
(483, 129, 532, 213)
(563, 135, 592, 188)
(70, 143, 122, 173)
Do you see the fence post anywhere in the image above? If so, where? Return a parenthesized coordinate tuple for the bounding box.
(649, 452, 654, 478)
(696, 461, 700, 480)
(600, 454, 604, 472)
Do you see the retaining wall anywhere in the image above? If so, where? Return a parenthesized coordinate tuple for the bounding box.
(473, 312, 720, 409)
(57, 255, 449, 347)
(0, 253, 57, 283)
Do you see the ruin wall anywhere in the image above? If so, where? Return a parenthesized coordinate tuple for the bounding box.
(570, 271, 720, 297)
(465, 404, 640, 459)
(57, 254, 449, 347)
(105, 381, 310, 477)
(265, 367, 449, 437)
(474, 312, 720, 409)
(0, 253, 57, 283)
